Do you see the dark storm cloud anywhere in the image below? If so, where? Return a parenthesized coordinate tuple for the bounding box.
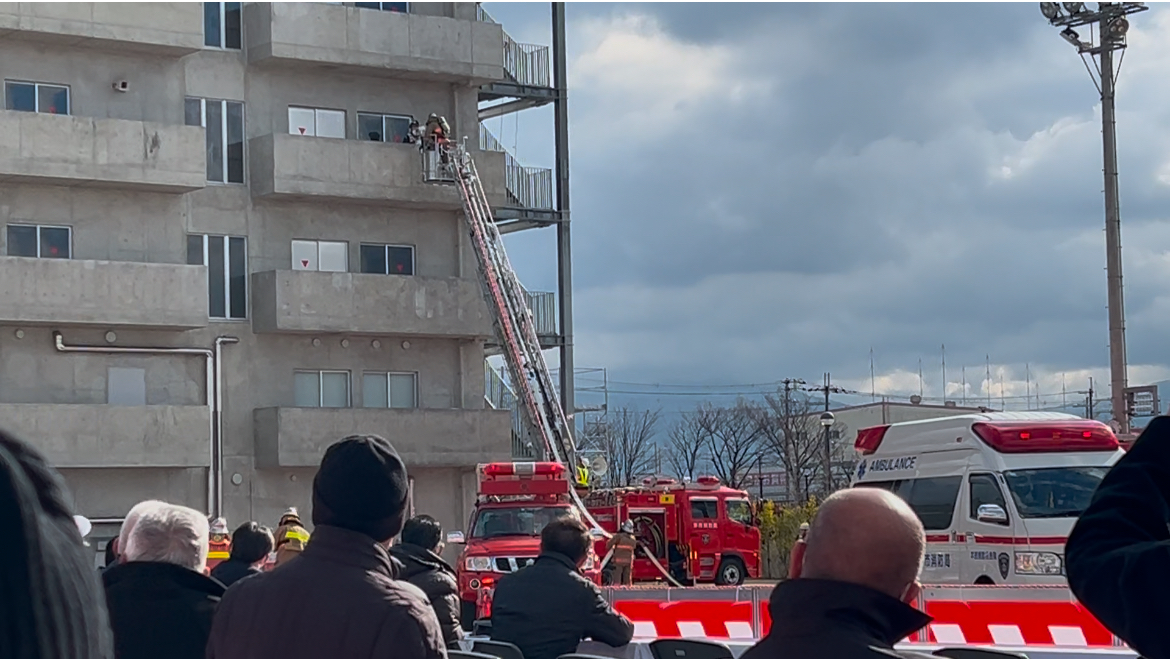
(483, 2, 1170, 396)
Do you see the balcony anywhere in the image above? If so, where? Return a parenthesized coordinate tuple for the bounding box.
(0, 257, 209, 329)
(479, 125, 558, 231)
(476, 6, 556, 120)
(0, 111, 206, 193)
(253, 407, 512, 468)
(0, 404, 211, 468)
(244, 3, 504, 84)
(249, 134, 506, 209)
(250, 270, 492, 338)
(0, 3, 203, 56)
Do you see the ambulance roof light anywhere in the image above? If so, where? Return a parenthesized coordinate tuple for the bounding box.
(855, 425, 890, 455)
(482, 462, 567, 477)
(696, 476, 720, 487)
(971, 421, 1119, 454)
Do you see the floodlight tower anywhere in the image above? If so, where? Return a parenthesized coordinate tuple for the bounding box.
(1041, 2, 1147, 433)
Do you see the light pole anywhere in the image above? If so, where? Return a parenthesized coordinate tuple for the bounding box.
(819, 411, 835, 496)
(1041, 1, 1147, 433)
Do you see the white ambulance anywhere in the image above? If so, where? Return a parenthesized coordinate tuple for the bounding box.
(849, 411, 1123, 585)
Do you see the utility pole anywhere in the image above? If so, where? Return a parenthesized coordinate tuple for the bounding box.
(1042, 1, 1147, 434)
(1088, 377, 1096, 420)
(552, 2, 575, 426)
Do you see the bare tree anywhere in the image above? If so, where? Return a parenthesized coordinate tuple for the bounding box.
(694, 400, 765, 490)
(586, 406, 662, 487)
(757, 386, 830, 502)
(665, 412, 707, 482)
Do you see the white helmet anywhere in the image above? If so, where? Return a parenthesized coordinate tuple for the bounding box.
(621, 520, 635, 534)
(73, 515, 92, 538)
(210, 517, 229, 535)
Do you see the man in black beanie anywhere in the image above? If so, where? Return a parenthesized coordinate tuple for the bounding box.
(206, 435, 445, 659)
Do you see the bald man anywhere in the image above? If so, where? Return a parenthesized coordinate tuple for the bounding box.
(741, 489, 936, 659)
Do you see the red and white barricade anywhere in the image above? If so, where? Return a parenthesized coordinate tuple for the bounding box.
(602, 584, 1130, 654)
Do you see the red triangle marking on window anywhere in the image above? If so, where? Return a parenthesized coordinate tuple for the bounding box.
(299, 127, 306, 135)
(301, 259, 309, 267)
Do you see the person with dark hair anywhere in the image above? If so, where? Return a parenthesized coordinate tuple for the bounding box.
(104, 537, 119, 569)
(0, 428, 114, 659)
(390, 514, 462, 645)
(490, 516, 634, 659)
(206, 435, 444, 659)
(210, 522, 274, 588)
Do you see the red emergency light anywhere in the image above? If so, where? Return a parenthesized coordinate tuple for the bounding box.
(971, 421, 1119, 454)
(854, 425, 890, 455)
(696, 476, 721, 487)
(482, 462, 566, 477)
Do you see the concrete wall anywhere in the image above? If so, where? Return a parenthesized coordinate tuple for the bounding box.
(0, 110, 207, 191)
(0, 257, 208, 329)
(0, 2, 511, 532)
(251, 270, 492, 338)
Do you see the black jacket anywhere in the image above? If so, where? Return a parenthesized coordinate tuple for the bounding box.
(102, 561, 225, 659)
(490, 552, 634, 659)
(1066, 416, 1170, 659)
(740, 579, 936, 659)
(210, 558, 262, 588)
(206, 525, 445, 659)
(390, 542, 462, 646)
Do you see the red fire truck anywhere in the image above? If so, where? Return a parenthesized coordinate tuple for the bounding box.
(449, 461, 602, 626)
(585, 476, 761, 586)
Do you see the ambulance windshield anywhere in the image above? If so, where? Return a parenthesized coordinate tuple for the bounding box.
(471, 506, 575, 538)
(1002, 466, 1108, 519)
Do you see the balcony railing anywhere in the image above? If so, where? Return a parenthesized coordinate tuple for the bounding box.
(525, 289, 557, 336)
(484, 361, 535, 458)
(477, 4, 550, 88)
(479, 125, 555, 211)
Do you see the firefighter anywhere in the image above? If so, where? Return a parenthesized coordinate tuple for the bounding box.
(606, 519, 638, 586)
(574, 457, 590, 489)
(424, 113, 450, 145)
(272, 507, 310, 568)
(207, 517, 231, 573)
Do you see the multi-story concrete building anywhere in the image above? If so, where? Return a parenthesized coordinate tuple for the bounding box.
(0, 2, 561, 559)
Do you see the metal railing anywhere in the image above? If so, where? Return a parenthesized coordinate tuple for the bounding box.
(484, 361, 535, 458)
(479, 125, 555, 210)
(476, 4, 550, 88)
(525, 289, 556, 336)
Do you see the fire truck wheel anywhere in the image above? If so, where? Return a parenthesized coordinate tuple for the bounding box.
(974, 575, 995, 585)
(459, 599, 477, 631)
(715, 556, 746, 586)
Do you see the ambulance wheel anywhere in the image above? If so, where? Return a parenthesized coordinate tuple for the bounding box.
(974, 575, 995, 585)
(716, 557, 746, 586)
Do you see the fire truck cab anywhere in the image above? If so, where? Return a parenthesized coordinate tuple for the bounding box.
(585, 475, 761, 586)
(449, 461, 601, 627)
(850, 411, 1124, 585)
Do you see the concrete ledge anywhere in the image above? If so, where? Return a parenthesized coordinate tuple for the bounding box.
(0, 404, 211, 468)
(0, 3, 204, 56)
(0, 257, 209, 329)
(244, 3, 504, 83)
(0, 111, 207, 192)
(250, 270, 492, 339)
(253, 407, 512, 468)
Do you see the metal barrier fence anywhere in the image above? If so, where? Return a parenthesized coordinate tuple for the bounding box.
(479, 125, 555, 211)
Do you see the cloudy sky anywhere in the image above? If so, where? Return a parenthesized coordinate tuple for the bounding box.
(478, 2, 1170, 415)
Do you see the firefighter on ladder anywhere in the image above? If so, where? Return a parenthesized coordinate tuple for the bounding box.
(207, 517, 231, 573)
(606, 520, 638, 586)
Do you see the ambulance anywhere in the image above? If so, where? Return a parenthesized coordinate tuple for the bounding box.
(849, 411, 1123, 585)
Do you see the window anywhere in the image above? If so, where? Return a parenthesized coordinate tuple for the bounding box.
(292, 240, 348, 272)
(6, 224, 70, 258)
(360, 244, 414, 275)
(857, 477, 962, 531)
(362, 372, 418, 409)
(1002, 466, 1109, 519)
(725, 499, 752, 525)
(187, 234, 247, 320)
(185, 97, 244, 184)
(358, 112, 413, 144)
(969, 473, 1009, 525)
(4, 81, 69, 114)
(288, 107, 346, 139)
(690, 499, 718, 520)
(107, 367, 146, 406)
(204, 2, 241, 49)
(355, 2, 409, 12)
(294, 370, 350, 408)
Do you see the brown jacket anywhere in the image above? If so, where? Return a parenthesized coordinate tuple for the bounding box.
(206, 525, 446, 659)
(605, 532, 637, 566)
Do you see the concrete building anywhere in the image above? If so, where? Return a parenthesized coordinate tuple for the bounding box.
(0, 2, 560, 559)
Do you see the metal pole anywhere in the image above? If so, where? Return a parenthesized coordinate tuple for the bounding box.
(823, 373, 831, 495)
(552, 2, 575, 424)
(1100, 34, 1129, 434)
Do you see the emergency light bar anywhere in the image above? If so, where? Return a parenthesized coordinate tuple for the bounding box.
(478, 461, 570, 497)
(481, 462, 566, 477)
(972, 421, 1118, 454)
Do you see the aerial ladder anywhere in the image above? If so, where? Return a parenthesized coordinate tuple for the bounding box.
(425, 138, 688, 586)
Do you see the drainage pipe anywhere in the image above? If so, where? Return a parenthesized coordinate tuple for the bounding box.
(53, 332, 238, 518)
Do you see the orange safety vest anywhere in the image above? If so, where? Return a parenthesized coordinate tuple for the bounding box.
(207, 534, 231, 571)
